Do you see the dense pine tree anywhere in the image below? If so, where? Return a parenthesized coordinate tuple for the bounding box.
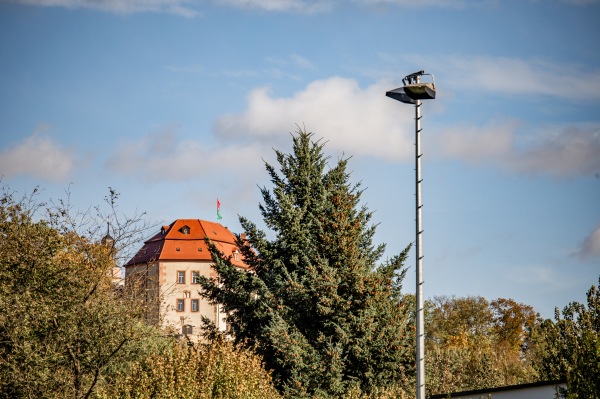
(199, 129, 414, 398)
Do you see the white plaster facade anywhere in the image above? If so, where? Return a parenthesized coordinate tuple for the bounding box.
(125, 219, 245, 341)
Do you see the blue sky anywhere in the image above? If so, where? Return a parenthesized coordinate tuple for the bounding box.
(1, 0, 599, 318)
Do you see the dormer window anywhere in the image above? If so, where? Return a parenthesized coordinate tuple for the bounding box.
(233, 250, 240, 261)
(179, 225, 190, 234)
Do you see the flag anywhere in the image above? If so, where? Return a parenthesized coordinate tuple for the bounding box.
(217, 198, 222, 220)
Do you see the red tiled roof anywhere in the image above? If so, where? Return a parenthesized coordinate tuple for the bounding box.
(125, 219, 247, 269)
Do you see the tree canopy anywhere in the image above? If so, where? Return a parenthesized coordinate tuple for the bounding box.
(425, 295, 539, 395)
(199, 129, 414, 398)
(0, 187, 165, 399)
(530, 276, 600, 399)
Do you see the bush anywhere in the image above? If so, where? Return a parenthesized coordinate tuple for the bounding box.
(99, 339, 282, 399)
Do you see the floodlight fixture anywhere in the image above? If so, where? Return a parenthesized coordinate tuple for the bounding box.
(385, 87, 416, 104)
(388, 70, 437, 102)
(386, 71, 435, 103)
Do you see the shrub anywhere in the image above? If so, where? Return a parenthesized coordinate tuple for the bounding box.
(99, 339, 282, 399)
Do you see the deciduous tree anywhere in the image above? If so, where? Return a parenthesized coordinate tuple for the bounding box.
(0, 187, 166, 399)
(425, 295, 539, 396)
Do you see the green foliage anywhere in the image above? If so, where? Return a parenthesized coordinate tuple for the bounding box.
(425, 295, 539, 396)
(531, 276, 600, 399)
(98, 339, 282, 399)
(199, 128, 414, 398)
(0, 187, 168, 399)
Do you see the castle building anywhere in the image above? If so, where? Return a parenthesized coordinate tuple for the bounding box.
(124, 219, 247, 340)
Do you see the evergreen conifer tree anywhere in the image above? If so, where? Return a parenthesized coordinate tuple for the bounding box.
(199, 129, 414, 397)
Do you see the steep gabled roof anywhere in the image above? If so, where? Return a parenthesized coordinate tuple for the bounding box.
(125, 219, 247, 269)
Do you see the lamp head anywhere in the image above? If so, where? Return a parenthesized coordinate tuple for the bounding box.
(403, 83, 436, 100)
(387, 70, 436, 102)
(386, 87, 416, 104)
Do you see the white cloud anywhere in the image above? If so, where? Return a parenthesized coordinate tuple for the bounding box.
(15, 0, 200, 17)
(432, 120, 518, 162)
(575, 222, 600, 259)
(508, 126, 600, 177)
(434, 122, 600, 178)
(559, 0, 600, 5)
(0, 129, 76, 181)
(357, 0, 600, 9)
(355, 0, 468, 8)
(213, 0, 333, 12)
(214, 76, 600, 177)
(388, 54, 600, 101)
(107, 126, 268, 182)
(17, 0, 334, 14)
(214, 77, 416, 161)
(12, 0, 599, 15)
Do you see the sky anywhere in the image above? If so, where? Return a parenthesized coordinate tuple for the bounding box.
(1, 0, 599, 319)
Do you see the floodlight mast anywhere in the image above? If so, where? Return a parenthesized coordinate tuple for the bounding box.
(385, 70, 436, 399)
(413, 73, 425, 399)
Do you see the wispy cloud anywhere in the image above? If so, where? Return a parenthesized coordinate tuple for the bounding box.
(0, 127, 76, 181)
(558, 0, 600, 5)
(575, 222, 600, 259)
(107, 125, 267, 182)
(289, 54, 316, 70)
(14, 0, 201, 17)
(11, 0, 599, 15)
(433, 122, 600, 178)
(358, 0, 600, 8)
(508, 126, 600, 177)
(432, 120, 518, 162)
(20, 0, 448, 16)
(213, 0, 333, 13)
(387, 54, 600, 101)
(355, 0, 469, 8)
(265, 54, 316, 70)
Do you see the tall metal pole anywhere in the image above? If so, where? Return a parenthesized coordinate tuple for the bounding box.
(415, 77, 425, 399)
(385, 70, 434, 399)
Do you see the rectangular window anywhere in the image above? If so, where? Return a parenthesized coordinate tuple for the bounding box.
(182, 325, 193, 336)
(191, 299, 199, 312)
(176, 299, 185, 312)
(192, 271, 200, 284)
(177, 271, 185, 284)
